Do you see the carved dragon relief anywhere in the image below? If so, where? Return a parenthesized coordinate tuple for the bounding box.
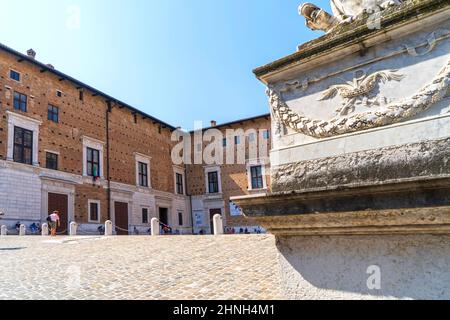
(268, 55, 450, 139)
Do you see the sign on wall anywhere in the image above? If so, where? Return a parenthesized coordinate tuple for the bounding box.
(193, 211, 204, 227)
(230, 201, 243, 216)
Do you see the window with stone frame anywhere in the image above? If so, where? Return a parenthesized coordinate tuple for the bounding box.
(138, 162, 149, 187)
(13, 92, 27, 112)
(47, 105, 59, 123)
(45, 152, 58, 170)
(10, 70, 20, 82)
(250, 165, 264, 190)
(13, 126, 33, 165)
(208, 171, 219, 194)
(178, 212, 184, 226)
(142, 208, 149, 224)
(176, 173, 184, 195)
(86, 147, 100, 177)
(88, 201, 100, 223)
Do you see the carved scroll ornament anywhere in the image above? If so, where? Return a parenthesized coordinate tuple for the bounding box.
(268, 56, 450, 139)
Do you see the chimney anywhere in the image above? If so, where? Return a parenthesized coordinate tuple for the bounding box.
(26, 49, 36, 59)
(210, 120, 217, 127)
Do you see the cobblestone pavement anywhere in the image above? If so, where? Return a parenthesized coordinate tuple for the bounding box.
(0, 235, 283, 300)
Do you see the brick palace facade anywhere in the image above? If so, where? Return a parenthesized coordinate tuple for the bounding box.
(0, 44, 271, 235)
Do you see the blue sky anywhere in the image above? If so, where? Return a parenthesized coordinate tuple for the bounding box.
(0, 0, 330, 130)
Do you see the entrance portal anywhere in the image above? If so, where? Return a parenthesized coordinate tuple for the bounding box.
(48, 193, 69, 235)
(115, 202, 129, 235)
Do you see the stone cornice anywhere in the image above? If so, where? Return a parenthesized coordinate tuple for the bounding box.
(254, 0, 449, 83)
(233, 177, 450, 236)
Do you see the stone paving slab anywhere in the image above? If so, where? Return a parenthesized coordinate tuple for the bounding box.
(0, 235, 283, 300)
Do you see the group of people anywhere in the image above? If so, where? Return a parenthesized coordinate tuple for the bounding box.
(225, 227, 263, 235)
(11, 211, 60, 236)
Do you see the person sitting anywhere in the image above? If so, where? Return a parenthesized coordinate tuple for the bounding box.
(98, 225, 105, 235)
(30, 223, 40, 235)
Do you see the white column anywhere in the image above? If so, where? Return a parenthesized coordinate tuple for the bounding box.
(1, 225, 7, 236)
(105, 220, 113, 236)
(69, 222, 78, 236)
(151, 218, 160, 236)
(19, 224, 26, 236)
(41, 223, 49, 236)
(213, 214, 224, 236)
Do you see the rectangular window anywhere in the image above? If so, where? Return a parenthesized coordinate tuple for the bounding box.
(208, 171, 219, 194)
(79, 90, 84, 101)
(45, 152, 58, 170)
(47, 105, 59, 123)
(138, 162, 148, 187)
(222, 138, 227, 147)
(10, 70, 20, 81)
(176, 173, 184, 195)
(178, 212, 183, 226)
(86, 147, 100, 177)
(251, 166, 264, 190)
(248, 133, 256, 142)
(56, 90, 62, 97)
(13, 126, 33, 165)
(89, 201, 100, 223)
(234, 136, 241, 145)
(13, 92, 27, 112)
(263, 130, 270, 140)
(142, 208, 149, 224)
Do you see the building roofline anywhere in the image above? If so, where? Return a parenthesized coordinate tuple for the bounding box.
(0, 42, 176, 130)
(189, 113, 271, 133)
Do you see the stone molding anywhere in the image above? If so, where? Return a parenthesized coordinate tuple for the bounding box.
(271, 137, 450, 193)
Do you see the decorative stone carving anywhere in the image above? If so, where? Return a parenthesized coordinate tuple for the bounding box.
(271, 137, 450, 193)
(299, 0, 404, 33)
(404, 29, 450, 57)
(318, 69, 404, 115)
(330, 0, 403, 21)
(268, 55, 450, 138)
(299, 3, 339, 33)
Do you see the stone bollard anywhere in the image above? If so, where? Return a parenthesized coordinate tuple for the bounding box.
(19, 224, 26, 236)
(151, 218, 160, 236)
(213, 214, 224, 236)
(41, 223, 49, 236)
(69, 222, 78, 236)
(1, 225, 7, 236)
(105, 220, 113, 236)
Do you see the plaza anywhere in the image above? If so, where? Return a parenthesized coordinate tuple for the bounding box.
(0, 235, 282, 300)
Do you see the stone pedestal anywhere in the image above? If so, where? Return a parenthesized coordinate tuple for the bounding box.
(41, 223, 49, 236)
(105, 220, 113, 236)
(151, 218, 160, 236)
(234, 0, 450, 299)
(213, 214, 224, 235)
(69, 222, 78, 236)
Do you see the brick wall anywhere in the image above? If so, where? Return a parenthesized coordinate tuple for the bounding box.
(0, 48, 183, 227)
(186, 116, 271, 228)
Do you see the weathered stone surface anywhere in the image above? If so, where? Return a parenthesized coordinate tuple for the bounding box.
(277, 234, 450, 300)
(271, 137, 450, 193)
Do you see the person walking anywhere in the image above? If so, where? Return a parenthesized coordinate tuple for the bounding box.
(48, 211, 60, 236)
